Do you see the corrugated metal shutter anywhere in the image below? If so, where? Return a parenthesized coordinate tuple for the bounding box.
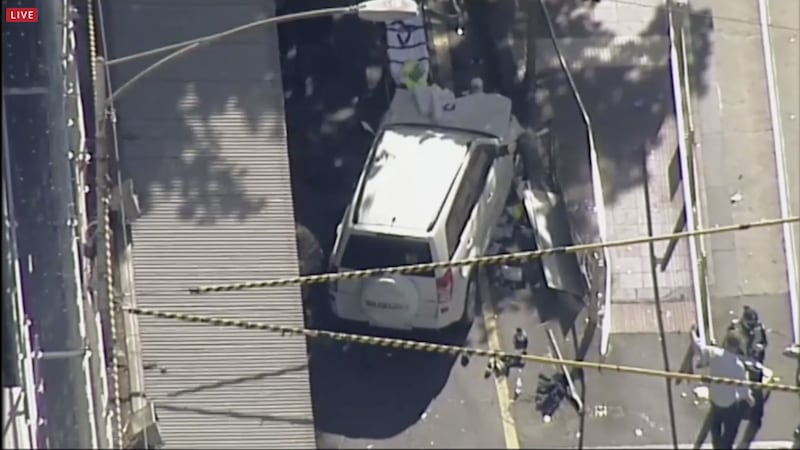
(104, 0, 316, 447)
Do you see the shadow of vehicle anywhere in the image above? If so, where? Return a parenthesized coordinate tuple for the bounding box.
(308, 315, 470, 440)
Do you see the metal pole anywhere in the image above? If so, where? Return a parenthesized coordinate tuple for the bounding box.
(666, 0, 707, 345)
(92, 54, 124, 449)
(33, 349, 88, 360)
(757, 0, 799, 345)
(536, 0, 612, 357)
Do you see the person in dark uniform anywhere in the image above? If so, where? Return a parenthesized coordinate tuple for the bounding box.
(513, 328, 529, 354)
(728, 306, 769, 430)
(728, 306, 768, 363)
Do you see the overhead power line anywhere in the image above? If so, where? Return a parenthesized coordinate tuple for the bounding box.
(189, 216, 800, 294)
(122, 302, 800, 394)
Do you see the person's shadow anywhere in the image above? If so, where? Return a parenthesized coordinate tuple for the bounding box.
(692, 400, 768, 449)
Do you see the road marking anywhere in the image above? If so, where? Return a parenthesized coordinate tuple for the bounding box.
(479, 272, 521, 449)
(584, 440, 795, 450)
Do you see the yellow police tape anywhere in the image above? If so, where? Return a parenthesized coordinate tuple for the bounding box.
(124, 304, 800, 394)
(189, 216, 800, 294)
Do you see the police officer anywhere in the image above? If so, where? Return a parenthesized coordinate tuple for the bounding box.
(728, 306, 769, 431)
(729, 306, 768, 363)
(513, 328, 529, 354)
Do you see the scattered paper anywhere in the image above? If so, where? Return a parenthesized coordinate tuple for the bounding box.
(634, 428, 643, 437)
(693, 386, 709, 400)
(730, 192, 742, 204)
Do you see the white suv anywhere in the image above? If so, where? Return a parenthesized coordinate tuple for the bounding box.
(328, 87, 522, 330)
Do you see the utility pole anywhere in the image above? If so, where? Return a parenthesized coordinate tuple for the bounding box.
(91, 55, 124, 449)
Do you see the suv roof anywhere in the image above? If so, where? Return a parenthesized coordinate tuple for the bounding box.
(353, 125, 478, 233)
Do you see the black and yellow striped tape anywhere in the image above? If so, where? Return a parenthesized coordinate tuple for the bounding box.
(124, 304, 800, 394)
(188, 216, 799, 294)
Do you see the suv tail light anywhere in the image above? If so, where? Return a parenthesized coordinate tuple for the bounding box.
(436, 268, 454, 302)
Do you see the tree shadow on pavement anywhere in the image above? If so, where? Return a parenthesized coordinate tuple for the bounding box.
(278, 0, 391, 256)
(529, 0, 712, 209)
(479, 0, 713, 344)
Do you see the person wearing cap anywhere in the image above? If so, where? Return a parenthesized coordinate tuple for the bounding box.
(510, 328, 529, 398)
(728, 306, 769, 429)
(513, 328, 529, 354)
(728, 306, 768, 363)
(692, 327, 754, 449)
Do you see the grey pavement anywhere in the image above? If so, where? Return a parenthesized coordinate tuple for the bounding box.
(531, 0, 697, 336)
(510, 330, 709, 449)
(506, 0, 717, 447)
(767, 0, 800, 304)
(689, 0, 800, 442)
(310, 325, 506, 449)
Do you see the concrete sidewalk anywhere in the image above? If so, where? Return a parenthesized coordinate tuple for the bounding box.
(687, 0, 799, 443)
(767, 0, 800, 330)
(531, 0, 697, 336)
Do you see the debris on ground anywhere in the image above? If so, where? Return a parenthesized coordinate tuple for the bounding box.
(693, 385, 710, 401)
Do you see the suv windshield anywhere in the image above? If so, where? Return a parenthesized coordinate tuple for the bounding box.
(341, 233, 433, 276)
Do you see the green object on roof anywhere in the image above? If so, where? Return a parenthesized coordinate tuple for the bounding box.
(403, 60, 428, 89)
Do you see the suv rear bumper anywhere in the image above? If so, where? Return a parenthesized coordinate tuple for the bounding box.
(330, 292, 461, 330)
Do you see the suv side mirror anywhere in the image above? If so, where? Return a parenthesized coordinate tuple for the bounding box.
(360, 121, 376, 136)
(478, 144, 509, 159)
(476, 142, 508, 159)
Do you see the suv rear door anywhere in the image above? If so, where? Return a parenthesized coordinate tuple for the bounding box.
(335, 232, 439, 323)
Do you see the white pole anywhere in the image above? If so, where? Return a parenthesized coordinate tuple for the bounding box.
(666, 1, 707, 344)
(757, 0, 799, 344)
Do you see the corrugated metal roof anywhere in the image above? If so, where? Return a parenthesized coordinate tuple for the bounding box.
(102, 0, 315, 448)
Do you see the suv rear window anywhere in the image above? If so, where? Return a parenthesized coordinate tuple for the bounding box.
(340, 233, 434, 276)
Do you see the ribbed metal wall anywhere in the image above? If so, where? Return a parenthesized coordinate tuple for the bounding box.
(101, 0, 315, 447)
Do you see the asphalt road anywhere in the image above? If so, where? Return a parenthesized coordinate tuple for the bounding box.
(689, 0, 800, 444)
(3, 5, 94, 447)
(277, 1, 693, 448)
(277, 2, 510, 448)
(278, 1, 748, 448)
